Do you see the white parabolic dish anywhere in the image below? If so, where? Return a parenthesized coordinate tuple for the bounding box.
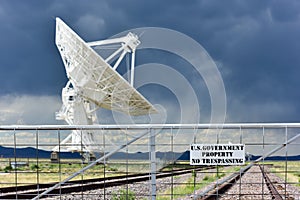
(56, 17, 156, 116)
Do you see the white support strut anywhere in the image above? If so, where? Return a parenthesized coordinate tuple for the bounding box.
(130, 50, 136, 86)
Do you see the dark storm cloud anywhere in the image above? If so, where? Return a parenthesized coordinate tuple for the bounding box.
(0, 1, 65, 95)
(211, 0, 300, 122)
(0, 0, 299, 122)
(103, 0, 300, 122)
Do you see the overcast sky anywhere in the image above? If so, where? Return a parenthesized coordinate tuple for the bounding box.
(0, 0, 300, 125)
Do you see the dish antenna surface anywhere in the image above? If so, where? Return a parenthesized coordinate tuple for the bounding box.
(53, 18, 156, 160)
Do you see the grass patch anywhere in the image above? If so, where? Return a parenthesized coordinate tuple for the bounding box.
(269, 161, 300, 187)
(0, 158, 152, 187)
(160, 162, 194, 171)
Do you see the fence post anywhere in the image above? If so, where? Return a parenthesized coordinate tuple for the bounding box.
(150, 128, 156, 199)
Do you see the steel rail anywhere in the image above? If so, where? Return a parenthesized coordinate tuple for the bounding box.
(259, 164, 283, 200)
(197, 166, 251, 200)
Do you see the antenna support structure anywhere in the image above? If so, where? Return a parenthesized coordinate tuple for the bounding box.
(52, 18, 156, 162)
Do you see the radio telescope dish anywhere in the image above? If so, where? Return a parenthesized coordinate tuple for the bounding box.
(55, 18, 156, 116)
(53, 18, 157, 160)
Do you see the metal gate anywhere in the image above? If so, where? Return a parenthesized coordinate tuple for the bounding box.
(0, 123, 299, 199)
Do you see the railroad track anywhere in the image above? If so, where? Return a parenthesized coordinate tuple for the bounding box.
(259, 164, 283, 200)
(198, 164, 290, 200)
(199, 165, 251, 200)
(0, 166, 212, 199)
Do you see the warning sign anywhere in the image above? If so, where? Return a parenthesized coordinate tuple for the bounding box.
(190, 144, 245, 165)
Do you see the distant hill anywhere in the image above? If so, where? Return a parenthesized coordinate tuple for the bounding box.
(0, 146, 81, 159)
(0, 146, 186, 160)
(249, 155, 300, 161)
(0, 145, 186, 160)
(0, 146, 299, 161)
